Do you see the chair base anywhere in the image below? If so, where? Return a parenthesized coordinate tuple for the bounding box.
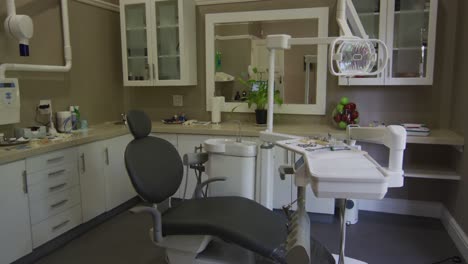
(332, 254, 367, 264)
(165, 238, 255, 264)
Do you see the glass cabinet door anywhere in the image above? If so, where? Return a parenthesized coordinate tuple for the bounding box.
(153, 0, 181, 82)
(386, 0, 436, 85)
(122, 2, 153, 85)
(339, 0, 386, 86)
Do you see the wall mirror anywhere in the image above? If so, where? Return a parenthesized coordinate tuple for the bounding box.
(205, 8, 329, 115)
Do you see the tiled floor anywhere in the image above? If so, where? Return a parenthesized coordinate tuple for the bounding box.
(34, 210, 464, 264)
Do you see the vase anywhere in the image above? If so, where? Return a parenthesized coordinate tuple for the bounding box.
(255, 109, 267, 125)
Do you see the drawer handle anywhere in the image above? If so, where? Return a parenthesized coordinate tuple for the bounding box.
(80, 154, 86, 173)
(48, 169, 66, 178)
(51, 220, 70, 232)
(50, 199, 69, 209)
(49, 183, 67, 192)
(105, 148, 110, 166)
(47, 156, 65, 164)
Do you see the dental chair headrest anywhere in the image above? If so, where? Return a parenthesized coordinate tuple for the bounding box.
(127, 110, 152, 139)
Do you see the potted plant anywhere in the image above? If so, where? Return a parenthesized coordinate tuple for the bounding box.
(238, 68, 283, 125)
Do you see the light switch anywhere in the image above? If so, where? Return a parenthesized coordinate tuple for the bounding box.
(173, 95, 183, 107)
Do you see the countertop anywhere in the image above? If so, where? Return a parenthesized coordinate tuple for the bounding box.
(0, 121, 464, 166)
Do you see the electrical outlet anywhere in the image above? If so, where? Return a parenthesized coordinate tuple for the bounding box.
(173, 95, 183, 107)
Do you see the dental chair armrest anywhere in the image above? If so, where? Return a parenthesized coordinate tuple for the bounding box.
(192, 177, 227, 199)
(130, 206, 163, 243)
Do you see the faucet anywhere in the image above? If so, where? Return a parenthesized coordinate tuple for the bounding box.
(232, 120, 242, 143)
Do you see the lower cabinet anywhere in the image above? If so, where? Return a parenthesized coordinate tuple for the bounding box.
(0, 160, 33, 264)
(79, 135, 137, 222)
(104, 135, 136, 210)
(78, 142, 107, 222)
(31, 205, 82, 247)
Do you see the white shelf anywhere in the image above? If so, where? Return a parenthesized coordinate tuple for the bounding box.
(395, 9, 430, 15)
(393, 47, 422, 51)
(406, 129, 464, 146)
(215, 34, 260, 41)
(126, 27, 146, 31)
(128, 56, 147, 59)
(157, 24, 179, 29)
(359, 12, 380, 17)
(158, 54, 180, 58)
(359, 10, 429, 18)
(404, 169, 461, 181)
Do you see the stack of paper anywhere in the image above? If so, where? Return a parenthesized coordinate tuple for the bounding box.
(402, 123, 431, 136)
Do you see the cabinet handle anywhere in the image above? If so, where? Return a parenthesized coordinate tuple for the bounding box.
(51, 220, 70, 232)
(22, 170, 28, 194)
(49, 183, 67, 192)
(48, 169, 66, 178)
(153, 63, 156, 80)
(47, 156, 64, 164)
(105, 148, 110, 165)
(50, 199, 69, 209)
(80, 154, 86, 173)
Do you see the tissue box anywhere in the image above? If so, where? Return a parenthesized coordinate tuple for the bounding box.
(15, 126, 47, 139)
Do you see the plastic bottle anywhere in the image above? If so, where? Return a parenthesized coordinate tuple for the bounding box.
(74, 106, 81, 130)
(69, 106, 77, 129)
(215, 51, 222, 71)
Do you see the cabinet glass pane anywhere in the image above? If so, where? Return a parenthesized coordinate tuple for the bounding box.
(125, 4, 150, 81)
(352, 0, 381, 78)
(155, 0, 181, 80)
(392, 0, 431, 78)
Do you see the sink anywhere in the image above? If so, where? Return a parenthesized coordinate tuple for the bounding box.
(204, 138, 257, 157)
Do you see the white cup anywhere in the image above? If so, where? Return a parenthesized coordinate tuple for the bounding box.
(56, 111, 72, 133)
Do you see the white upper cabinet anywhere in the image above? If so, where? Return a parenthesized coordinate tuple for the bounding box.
(120, 0, 197, 86)
(339, 0, 438, 86)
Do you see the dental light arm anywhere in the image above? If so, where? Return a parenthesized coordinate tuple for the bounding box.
(0, 0, 72, 79)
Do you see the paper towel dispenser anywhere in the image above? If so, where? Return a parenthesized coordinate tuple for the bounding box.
(0, 78, 20, 125)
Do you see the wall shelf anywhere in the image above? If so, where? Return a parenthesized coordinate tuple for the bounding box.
(404, 169, 461, 181)
(126, 27, 147, 31)
(157, 24, 179, 29)
(406, 129, 464, 146)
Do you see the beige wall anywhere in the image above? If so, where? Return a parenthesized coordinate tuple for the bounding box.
(0, 0, 124, 137)
(125, 0, 462, 205)
(444, 0, 468, 234)
(126, 0, 456, 129)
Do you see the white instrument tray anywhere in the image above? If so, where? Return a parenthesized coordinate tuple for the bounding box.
(276, 139, 388, 200)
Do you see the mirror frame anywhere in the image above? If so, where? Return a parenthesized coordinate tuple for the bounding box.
(205, 8, 329, 115)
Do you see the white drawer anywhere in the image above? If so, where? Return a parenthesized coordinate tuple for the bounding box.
(28, 163, 79, 200)
(32, 205, 82, 248)
(26, 148, 78, 174)
(151, 133, 178, 147)
(27, 162, 78, 186)
(30, 186, 81, 225)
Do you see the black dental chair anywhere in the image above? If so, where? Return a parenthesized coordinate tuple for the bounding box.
(124, 110, 335, 264)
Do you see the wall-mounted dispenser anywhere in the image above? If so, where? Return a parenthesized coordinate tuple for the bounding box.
(4, 0, 34, 57)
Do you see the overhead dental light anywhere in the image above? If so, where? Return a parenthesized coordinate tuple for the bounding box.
(265, 0, 389, 132)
